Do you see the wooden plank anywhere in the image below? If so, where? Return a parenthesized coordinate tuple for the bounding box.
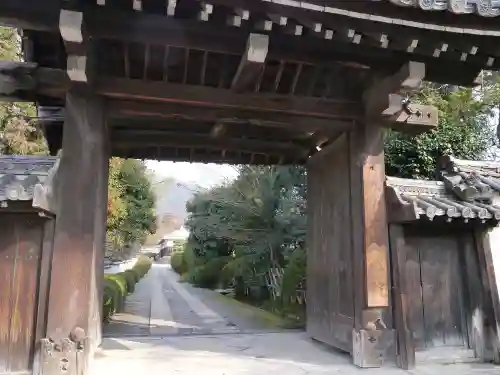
(389, 224, 415, 370)
(0, 217, 15, 373)
(306, 133, 355, 353)
(231, 34, 269, 93)
(34, 219, 56, 344)
(8, 215, 44, 372)
(403, 235, 426, 349)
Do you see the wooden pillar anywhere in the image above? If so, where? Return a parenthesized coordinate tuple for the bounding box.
(349, 123, 395, 368)
(42, 88, 109, 368)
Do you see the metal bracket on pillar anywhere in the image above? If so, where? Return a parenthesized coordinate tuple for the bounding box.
(40, 338, 78, 375)
(39, 327, 89, 375)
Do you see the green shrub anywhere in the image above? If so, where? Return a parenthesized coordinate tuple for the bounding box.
(185, 256, 229, 289)
(102, 256, 153, 322)
(134, 256, 153, 277)
(170, 251, 186, 275)
(122, 270, 139, 293)
(279, 248, 306, 323)
(103, 275, 127, 321)
(181, 244, 198, 272)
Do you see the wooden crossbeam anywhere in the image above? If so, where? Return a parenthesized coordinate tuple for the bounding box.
(383, 103, 438, 134)
(111, 130, 309, 157)
(107, 100, 355, 133)
(231, 34, 269, 93)
(97, 77, 359, 120)
(364, 61, 425, 118)
(364, 61, 438, 132)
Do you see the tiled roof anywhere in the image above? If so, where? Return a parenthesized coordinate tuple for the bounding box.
(387, 0, 500, 17)
(386, 155, 500, 223)
(0, 156, 58, 206)
(386, 176, 500, 223)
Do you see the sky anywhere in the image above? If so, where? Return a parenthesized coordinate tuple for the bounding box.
(146, 160, 238, 188)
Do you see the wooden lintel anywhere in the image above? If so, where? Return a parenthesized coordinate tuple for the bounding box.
(106, 100, 355, 132)
(231, 34, 269, 93)
(364, 61, 426, 118)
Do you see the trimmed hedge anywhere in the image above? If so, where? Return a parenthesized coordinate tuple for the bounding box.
(170, 251, 186, 275)
(103, 256, 153, 322)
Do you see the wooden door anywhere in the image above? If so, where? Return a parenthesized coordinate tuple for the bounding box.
(404, 231, 469, 350)
(0, 214, 44, 375)
(307, 135, 354, 353)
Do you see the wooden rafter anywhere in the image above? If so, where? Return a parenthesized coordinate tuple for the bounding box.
(0, 2, 491, 85)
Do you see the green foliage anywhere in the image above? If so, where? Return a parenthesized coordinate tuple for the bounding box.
(102, 256, 152, 322)
(385, 82, 499, 179)
(184, 256, 231, 289)
(106, 158, 157, 259)
(170, 252, 186, 275)
(184, 165, 306, 307)
(0, 27, 48, 156)
(0, 27, 156, 261)
(279, 248, 306, 323)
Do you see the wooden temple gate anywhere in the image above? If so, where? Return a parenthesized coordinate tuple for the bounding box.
(1, 0, 500, 374)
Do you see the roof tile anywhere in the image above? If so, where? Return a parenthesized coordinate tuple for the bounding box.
(0, 156, 58, 204)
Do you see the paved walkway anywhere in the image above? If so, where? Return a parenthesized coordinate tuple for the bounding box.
(104, 261, 242, 337)
(97, 258, 500, 375)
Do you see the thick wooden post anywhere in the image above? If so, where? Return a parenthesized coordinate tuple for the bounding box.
(43, 88, 109, 366)
(349, 123, 395, 367)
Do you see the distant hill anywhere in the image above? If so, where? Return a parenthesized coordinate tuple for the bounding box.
(154, 179, 204, 220)
(146, 177, 203, 244)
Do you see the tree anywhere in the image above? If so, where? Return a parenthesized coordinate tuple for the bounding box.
(385, 82, 499, 179)
(0, 26, 48, 156)
(117, 159, 157, 244)
(183, 166, 306, 301)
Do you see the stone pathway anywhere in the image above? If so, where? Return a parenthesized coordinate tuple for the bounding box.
(98, 258, 500, 375)
(104, 261, 241, 337)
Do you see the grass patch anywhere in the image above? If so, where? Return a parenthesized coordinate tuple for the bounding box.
(212, 292, 303, 330)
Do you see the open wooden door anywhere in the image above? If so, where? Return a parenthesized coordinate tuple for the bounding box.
(307, 135, 355, 352)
